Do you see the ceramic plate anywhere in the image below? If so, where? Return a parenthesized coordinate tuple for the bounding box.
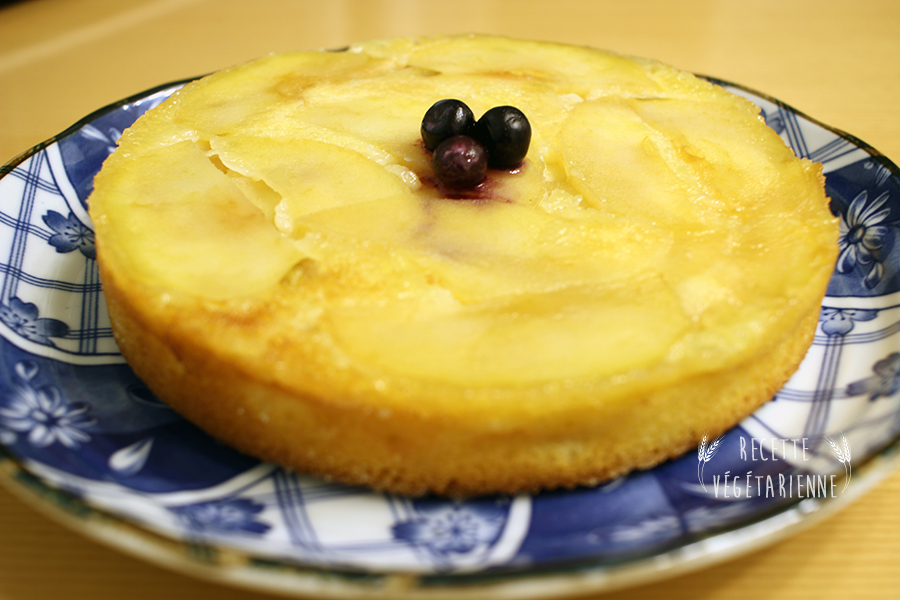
(0, 76, 899, 598)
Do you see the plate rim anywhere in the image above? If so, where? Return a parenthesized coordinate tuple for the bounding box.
(2, 439, 898, 599)
(1, 73, 900, 598)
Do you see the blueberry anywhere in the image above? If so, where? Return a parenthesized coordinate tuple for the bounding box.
(421, 99, 476, 152)
(431, 135, 488, 189)
(471, 106, 531, 169)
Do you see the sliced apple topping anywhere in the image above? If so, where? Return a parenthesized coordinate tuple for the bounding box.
(90, 36, 836, 389)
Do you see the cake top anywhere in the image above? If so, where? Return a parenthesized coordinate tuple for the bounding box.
(89, 35, 837, 400)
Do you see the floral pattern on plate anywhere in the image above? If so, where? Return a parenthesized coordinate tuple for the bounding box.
(0, 77, 899, 594)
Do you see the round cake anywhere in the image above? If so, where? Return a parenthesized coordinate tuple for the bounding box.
(88, 35, 839, 496)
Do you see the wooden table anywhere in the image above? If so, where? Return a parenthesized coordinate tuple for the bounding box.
(1, 1, 898, 598)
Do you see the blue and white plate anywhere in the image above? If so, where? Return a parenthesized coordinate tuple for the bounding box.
(1, 77, 899, 598)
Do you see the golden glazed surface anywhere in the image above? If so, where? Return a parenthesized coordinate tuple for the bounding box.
(88, 35, 839, 496)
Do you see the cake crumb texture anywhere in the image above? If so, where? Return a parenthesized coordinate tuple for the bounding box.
(89, 35, 839, 496)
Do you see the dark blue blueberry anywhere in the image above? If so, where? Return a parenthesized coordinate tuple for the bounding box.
(421, 99, 476, 152)
(471, 105, 531, 169)
(432, 135, 488, 189)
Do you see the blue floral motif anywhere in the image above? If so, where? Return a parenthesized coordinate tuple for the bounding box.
(42, 210, 95, 259)
(0, 297, 69, 346)
(836, 190, 893, 289)
(819, 307, 878, 336)
(78, 124, 122, 157)
(0, 361, 94, 449)
(170, 498, 270, 535)
(392, 502, 507, 556)
(846, 352, 900, 401)
(869, 161, 893, 188)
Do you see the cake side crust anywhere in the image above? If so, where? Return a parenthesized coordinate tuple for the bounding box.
(99, 251, 823, 496)
(88, 34, 839, 496)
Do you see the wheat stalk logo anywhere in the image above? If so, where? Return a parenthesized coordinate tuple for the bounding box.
(826, 432, 852, 492)
(697, 433, 723, 492)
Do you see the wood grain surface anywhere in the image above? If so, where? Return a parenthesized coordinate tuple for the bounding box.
(1, 1, 898, 598)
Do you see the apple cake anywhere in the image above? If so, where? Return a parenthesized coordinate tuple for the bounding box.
(88, 35, 839, 496)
